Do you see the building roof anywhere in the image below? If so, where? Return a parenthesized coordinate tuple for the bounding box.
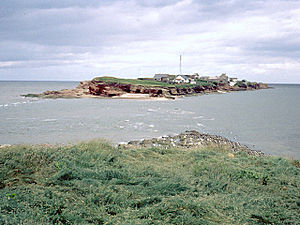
(176, 75, 189, 80)
(208, 76, 219, 80)
(154, 74, 170, 79)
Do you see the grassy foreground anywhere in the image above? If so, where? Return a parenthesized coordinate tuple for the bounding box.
(0, 141, 299, 224)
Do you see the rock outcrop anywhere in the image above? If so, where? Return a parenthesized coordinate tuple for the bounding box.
(89, 80, 171, 97)
(88, 80, 269, 98)
(119, 130, 265, 156)
(23, 81, 92, 98)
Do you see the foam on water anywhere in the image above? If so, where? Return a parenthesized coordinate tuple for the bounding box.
(42, 119, 58, 122)
(147, 108, 158, 112)
(193, 116, 204, 119)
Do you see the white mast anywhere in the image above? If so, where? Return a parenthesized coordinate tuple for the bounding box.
(179, 54, 182, 75)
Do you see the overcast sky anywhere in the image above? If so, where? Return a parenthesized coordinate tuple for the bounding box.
(0, 0, 299, 83)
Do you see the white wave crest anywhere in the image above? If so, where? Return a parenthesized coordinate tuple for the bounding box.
(42, 119, 58, 122)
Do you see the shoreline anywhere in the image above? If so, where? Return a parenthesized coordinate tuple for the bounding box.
(22, 86, 270, 101)
(0, 130, 265, 157)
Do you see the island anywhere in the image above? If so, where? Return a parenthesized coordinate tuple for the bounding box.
(24, 73, 269, 99)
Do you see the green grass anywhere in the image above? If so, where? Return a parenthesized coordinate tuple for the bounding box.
(21, 94, 40, 98)
(0, 141, 299, 224)
(93, 77, 212, 88)
(93, 76, 175, 87)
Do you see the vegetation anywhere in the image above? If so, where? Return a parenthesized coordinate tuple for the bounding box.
(93, 77, 213, 88)
(234, 81, 247, 88)
(0, 141, 299, 224)
(93, 76, 176, 87)
(21, 94, 40, 98)
(235, 80, 258, 88)
(195, 79, 214, 87)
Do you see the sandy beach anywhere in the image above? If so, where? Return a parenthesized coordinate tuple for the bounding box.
(112, 93, 170, 100)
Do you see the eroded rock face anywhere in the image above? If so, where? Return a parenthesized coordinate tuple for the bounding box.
(89, 82, 127, 96)
(257, 83, 269, 89)
(87, 80, 269, 98)
(88, 80, 219, 98)
(88, 81, 170, 97)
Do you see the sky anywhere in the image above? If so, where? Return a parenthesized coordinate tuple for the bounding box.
(0, 0, 300, 83)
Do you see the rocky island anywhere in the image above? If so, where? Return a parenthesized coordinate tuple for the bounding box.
(24, 74, 269, 99)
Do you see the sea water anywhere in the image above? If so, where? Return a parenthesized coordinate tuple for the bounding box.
(0, 81, 299, 158)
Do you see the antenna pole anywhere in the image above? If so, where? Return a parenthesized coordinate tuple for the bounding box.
(180, 54, 182, 75)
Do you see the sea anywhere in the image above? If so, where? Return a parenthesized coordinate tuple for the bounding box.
(0, 81, 299, 158)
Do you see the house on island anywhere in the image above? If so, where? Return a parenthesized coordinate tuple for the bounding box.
(207, 76, 220, 82)
(189, 73, 201, 80)
(153, 74, 170, 82)
(174, 75, 189, 84)
(198, 74, 229, 84)
(174, 75, 196, 84)
(229, 77, 238, 86)
(218, 74, 229, 83)
(198, 76, 210, 81)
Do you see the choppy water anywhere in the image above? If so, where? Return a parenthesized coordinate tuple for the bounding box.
(0, 81, 299, 158)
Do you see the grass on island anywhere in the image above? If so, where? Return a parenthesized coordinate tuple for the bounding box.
(0, 141, 299, 224)
(93, 76, 212, 88)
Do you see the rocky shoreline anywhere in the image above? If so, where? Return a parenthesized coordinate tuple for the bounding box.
(0, 130, 264, 156)
(119, 130, 265, 157)
(23, 78, 270, 99)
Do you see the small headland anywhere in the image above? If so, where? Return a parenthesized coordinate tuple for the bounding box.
(23, 76, 270, 99)
(0, 130, 299, 224)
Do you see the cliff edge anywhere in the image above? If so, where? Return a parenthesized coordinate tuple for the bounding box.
(23, 77, 270, 99)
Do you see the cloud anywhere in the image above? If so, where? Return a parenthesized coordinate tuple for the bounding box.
(0, 0, 299, 82)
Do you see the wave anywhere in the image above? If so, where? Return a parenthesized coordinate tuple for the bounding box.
(11, 102, 21, 105)
(193, 116, 204, 119)
(42, 119, 58, 122)
(170, 110, 195, 115)
(147, 108, 158, 112)
(202, 118, 215, 121)
(0, 101, 27, 108)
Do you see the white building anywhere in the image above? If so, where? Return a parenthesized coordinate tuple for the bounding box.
(229, 78, 238, 86)
(174, 75, 190, 84)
